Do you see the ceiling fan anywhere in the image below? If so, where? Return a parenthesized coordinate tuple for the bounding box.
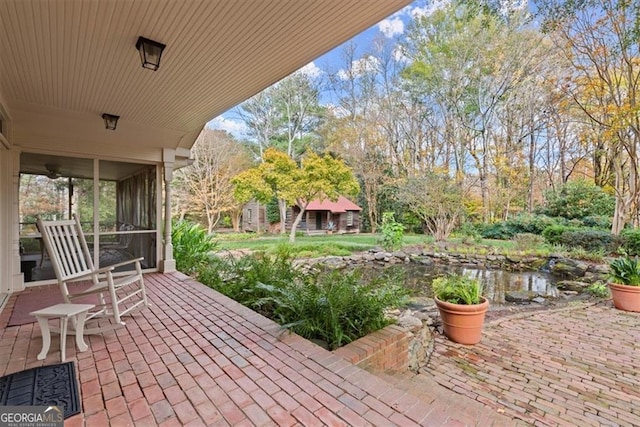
(45, 164, 62, 179)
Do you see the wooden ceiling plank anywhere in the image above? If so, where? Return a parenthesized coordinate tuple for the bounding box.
(0, 0, 412, 149)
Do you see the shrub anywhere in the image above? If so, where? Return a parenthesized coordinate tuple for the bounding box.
(457, 222, 482, 244)
(379, 212, 405, 251)
(201, 246, 300, 306)
(397, 174, 464, 240)
(558, 229, 619, 253)
(581, 215, 612, 229)
(586, 283, 610, 298)
(512, 233, 545, 251)
(401, 211, 425, 234)
(507, 214, 565, 235)
(219, 215, 232, 228)
(568, 247, 606, 262)
(621, 229, 640, 256)
(478, 214, 565, 240)
(256, 269, 408, 349)
(542, 225, 576, 245)
(172, 220, 217, 276)
(266, 197, 280, 224)
(539, 179, 615, 220)
(477, 222, 513, 240)
(198, 250, 407, 350)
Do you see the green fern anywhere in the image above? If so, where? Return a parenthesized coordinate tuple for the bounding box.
(200, 254, 408, 350)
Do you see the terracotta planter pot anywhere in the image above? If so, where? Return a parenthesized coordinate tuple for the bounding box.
(434, 296, 489, 345)
(608, 282, 640, 312)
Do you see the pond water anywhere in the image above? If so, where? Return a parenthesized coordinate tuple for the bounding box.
(360, 263, 561, 304)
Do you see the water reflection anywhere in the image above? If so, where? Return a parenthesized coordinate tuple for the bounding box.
(361, 264, 560, 304)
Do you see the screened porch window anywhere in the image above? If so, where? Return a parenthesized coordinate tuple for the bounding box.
(19, 153, 158, 283)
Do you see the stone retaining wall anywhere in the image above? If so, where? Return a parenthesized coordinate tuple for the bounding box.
(299, 247, 609, 284)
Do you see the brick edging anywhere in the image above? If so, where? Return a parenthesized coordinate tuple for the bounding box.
(332, 325, 412, 373)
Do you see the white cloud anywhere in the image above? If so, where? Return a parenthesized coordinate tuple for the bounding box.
(410, 0, 450, 18)
(393, 46, 409, 63)
(500, 0, 528, 16)
(378, 17, 404, 38)
(337, 56, 380, 80)
(297, 62, 323, 78)
(207, 116, 247, 137)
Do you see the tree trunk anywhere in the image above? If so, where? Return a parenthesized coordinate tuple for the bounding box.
(278, 198, 288, 234)
(364, 180, 378, 233)
(612, 157, 629, 236)
(231, 210, 241, 232)
(479, 166, 489, 222)
(206, 205, 214, 234)
(289, 208, 306, 243)
(612, 196, 627, 235)
(528, 130, 535, 213)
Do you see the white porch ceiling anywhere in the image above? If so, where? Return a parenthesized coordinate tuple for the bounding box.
(0, 0, 411, 160)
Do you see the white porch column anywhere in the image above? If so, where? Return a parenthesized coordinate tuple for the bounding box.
(160, 149, 176, 273)
(0, 147, 23, 295)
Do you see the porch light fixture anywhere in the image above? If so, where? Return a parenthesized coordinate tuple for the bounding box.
(136, 36, 166, 71)
(102, 113, 120, 130)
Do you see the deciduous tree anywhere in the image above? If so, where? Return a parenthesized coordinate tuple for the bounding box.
(398, 174, 466, 241)
(539, 0, 640, 233)
(233, 148, 359, 242)
(236, 70, 325, 232)
(173, 129, 252, 233)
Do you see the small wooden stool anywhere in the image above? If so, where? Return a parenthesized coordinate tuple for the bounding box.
(30, 303, 95, 361)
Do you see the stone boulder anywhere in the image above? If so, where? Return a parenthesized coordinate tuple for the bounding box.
(374, 251, 390, 261)
(548, 258, 589, 277)
(397, 314, 423, 330)
(504, 290, 539, 303)
(556, 280, 591, 292)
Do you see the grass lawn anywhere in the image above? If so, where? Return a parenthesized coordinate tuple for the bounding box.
(214, 232, 429, 257)
(211, 230, 567, 259)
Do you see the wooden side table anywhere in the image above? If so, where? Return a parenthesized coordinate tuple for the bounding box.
(30, 303, 95, 361)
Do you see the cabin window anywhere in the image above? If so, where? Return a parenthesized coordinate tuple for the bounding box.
(247, 209, 252, 224)
(347, 211, 354, 226)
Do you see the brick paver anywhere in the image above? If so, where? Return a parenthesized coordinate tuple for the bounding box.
(0, 273, 510, 426)
(425, 302, 640, 426)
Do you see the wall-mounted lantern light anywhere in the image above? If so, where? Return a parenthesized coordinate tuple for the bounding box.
(136, 36, 166, 71)
(102, 113, 120, 130)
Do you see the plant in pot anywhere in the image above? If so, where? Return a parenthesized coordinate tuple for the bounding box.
(608, 256, 640, 312)
(432, 273, 489, 345)
(326, 221, 335, 234)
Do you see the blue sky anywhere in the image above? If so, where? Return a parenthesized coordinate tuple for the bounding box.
(206, 0, 448, 138)
(207, 0, 530, 138)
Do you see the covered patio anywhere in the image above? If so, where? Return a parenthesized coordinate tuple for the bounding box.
(0, 0, 414, 300)
(0, 273, 512, 426)
(0, 2, 501, 425)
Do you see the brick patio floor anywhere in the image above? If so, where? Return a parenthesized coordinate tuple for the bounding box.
(0, 272, 512, 426)
(426, 302, 640, 426)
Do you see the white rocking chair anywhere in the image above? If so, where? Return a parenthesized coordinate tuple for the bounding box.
(36, 215, 149, 334)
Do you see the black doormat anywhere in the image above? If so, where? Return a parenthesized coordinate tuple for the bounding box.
(0, 362, 80, 418)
